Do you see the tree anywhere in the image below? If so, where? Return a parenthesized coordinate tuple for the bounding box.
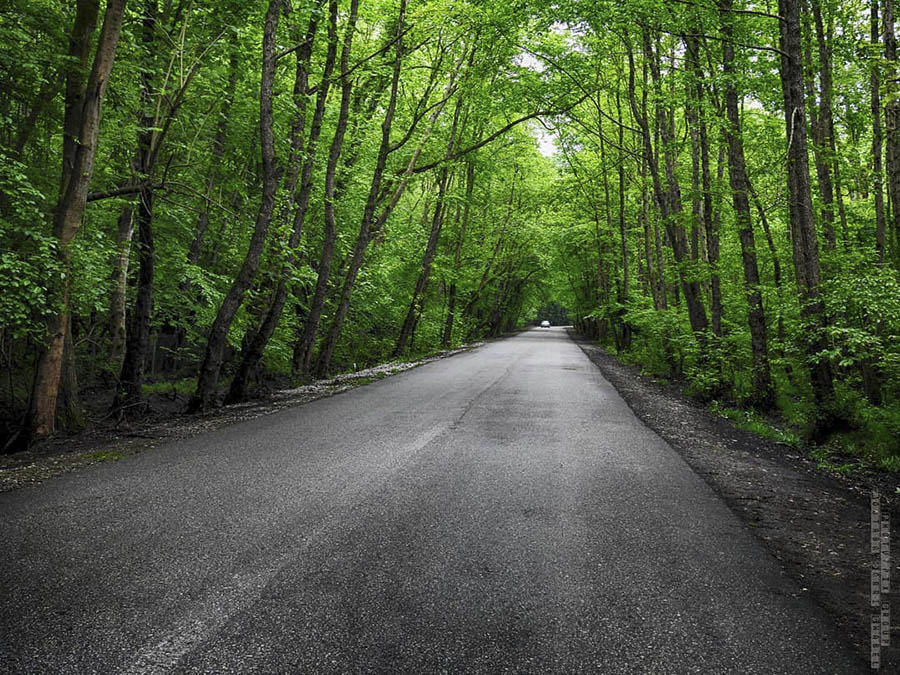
(26, 0, 127, 439)
(189, 0, 283, 412)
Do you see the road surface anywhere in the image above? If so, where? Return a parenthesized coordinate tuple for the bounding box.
(0, 328, 864, 673)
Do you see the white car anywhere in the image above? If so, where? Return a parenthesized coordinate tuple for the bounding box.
(540, 320, 551, 328)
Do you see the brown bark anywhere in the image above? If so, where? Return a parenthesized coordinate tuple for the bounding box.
(189, 0, 282, 412)
(60, 0, 101, 196)
(720, 0, 776, 410)
(59, 317, 85, 430)
(27, 0, 126, 440)
(778, 0, 835, 421)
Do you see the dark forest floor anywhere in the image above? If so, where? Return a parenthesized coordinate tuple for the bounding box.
(570, 329, 899, 671)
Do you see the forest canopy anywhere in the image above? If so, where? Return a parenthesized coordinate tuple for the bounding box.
(2, 0, 900, 466)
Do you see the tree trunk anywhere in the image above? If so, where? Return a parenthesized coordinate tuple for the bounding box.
(59, 317, 86, 430)
(616, 89, 629, 301)
(115, 0, 159, 409)
(883, 0, 900, 265)
(315, 0, 436, 376)
(693, 37, 720, 338)
(108, 206, 134, 368)
(874, 0, 887, 262)
(27, 0, 126, 440)
(442, 162, 475, 346)
(749, 179, 787, 350)
(720, 0, 776, 410)
(626, 47, 667, 316)
(395, 95, 465, 357)
(189, 0, 282, 412)
(394, 171, 452, 356)
(803, 0, 836, 251)
(227, 0, 331, 401)
(636, 31, 709, 336)
(778, 0, 835, 425)
(116, 185, 154, 406)
(707, 145, 725, 335)
(294, 0, 360, 375)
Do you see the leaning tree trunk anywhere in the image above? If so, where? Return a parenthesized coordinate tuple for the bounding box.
(314, 0, 417, 377)
(442, 162, 475, 347)
(393, 167, 452, 356)
(294, 0, 359, 376)
(27, 0, 126, 440)
(394, 94, 464, 357)
(227, 0, 332, 401)
(188, 0, 282, 412)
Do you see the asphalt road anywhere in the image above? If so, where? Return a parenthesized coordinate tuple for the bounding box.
(1, 328, 865, 673)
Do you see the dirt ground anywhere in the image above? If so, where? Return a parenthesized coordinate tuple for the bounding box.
(570, 331, 899, 670)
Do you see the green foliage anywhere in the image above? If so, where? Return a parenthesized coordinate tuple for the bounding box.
(141, 378, 196, 397)
(82, 449, 127, 463)
(0, 153, 60, 341)
(709, 401, 802, 447)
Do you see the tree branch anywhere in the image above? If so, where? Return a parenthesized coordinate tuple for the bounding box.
(412, 94, 590, 174)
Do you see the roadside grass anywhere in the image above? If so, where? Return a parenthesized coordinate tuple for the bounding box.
(141, 378, 195, 397)
(813, 432, 900, 474)
(710, 400, 900, 474)
(82, 449, 127, 463)
(709, 401, 802, 447)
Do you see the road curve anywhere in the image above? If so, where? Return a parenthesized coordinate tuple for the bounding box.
(0, 328, 864, 673)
